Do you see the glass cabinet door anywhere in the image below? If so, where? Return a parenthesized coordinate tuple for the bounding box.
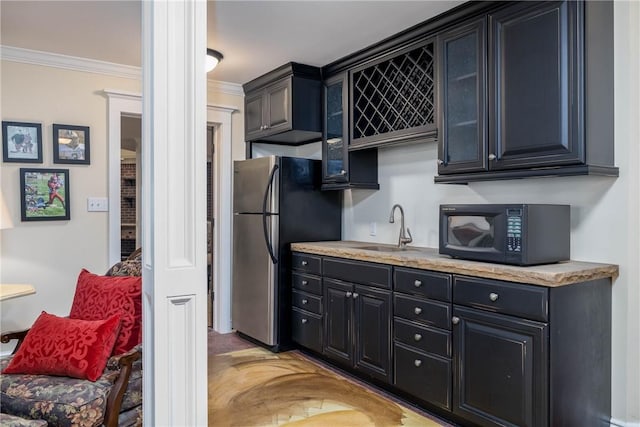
(322, 73, 349, 183)
(438, 18, 486, 174)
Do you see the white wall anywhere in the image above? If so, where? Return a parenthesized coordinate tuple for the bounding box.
(0, 60, 246, 355)
(0, 62, 141, 353)
(344, 2, 640, 423)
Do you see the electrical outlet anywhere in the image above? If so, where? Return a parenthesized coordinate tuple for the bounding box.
(87, 197, 108, 212)
(369, 222, 377, 236)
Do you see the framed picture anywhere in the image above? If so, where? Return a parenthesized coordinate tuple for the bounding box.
(53, 124, 90, 164)
(2, 121, 43, 163)
(20, 168, 70, 221)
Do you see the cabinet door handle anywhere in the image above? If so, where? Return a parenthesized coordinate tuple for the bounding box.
(353, 293, 359, 298)
(302, 299, 308, 305)
(414, 279, 422, 287)
(301, 318, 308, 324)
(437, 159, 444, 165)
(414, 333, 422, 342)
(452, 316, 460, 325)
(414, 359, 422, 367)
(489, 292, 499, 302)
(340, 170, 347, 175)
(414, 307, 422, 315)
(346, 291, 352, 297)
(488, 153, 497, 160)
(301, 280, 308, 285)
(301, 260, 308, 266)
(260, 125, 266, 130)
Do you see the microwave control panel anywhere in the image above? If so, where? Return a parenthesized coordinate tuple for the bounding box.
(506, 209, 522, 252)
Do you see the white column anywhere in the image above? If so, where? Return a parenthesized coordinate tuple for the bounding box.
(142, 1, 208, 426)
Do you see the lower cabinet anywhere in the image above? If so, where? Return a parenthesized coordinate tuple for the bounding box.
(290, 252, 612, 427)
(452, 306, 548, 427)
(324, 277, 392, 383)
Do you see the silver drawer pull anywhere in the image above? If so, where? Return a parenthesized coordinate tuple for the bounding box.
(301, 260, 308, 266)
(452, 316, 460, 325)
(302, 299, 308, 305)
(346, 291, 352, 297)
(489, 292, 499, 302)
(353, 293, 359, 298)
(414, 307, 422, 315)
(301, 280, 308, 285)
(414, 333, 422, 341)
(414, 359, 422, 367)
(414, 279, 422, 287)
(301, 318, 308, 324)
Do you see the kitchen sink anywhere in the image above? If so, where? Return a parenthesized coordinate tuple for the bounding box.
(358, 245, 419, 253)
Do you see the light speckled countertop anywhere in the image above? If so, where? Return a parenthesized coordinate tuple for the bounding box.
(290, 241, 619, 287)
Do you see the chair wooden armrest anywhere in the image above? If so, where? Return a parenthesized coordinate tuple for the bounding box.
(0, 329, 30, 354)
(104, 345, 142, 427)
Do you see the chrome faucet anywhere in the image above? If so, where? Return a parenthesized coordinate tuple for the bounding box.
(389, 204, 412, 248)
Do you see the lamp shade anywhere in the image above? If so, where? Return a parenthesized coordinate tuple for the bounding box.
(0, 190, 13, 230)
(206, 49, 223, 72)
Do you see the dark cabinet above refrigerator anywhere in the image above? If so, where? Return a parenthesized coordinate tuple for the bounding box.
(243, 62, 322, 145)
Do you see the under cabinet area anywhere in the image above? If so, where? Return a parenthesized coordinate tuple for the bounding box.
(290, 245, 614, 427)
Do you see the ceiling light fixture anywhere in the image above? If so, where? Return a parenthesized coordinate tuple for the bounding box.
(206, 49, 224, 72)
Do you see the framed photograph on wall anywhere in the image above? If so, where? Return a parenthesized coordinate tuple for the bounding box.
(53, 124, 90, 164)
(20, 168, 70, 221)
(2, 121, 43, 163)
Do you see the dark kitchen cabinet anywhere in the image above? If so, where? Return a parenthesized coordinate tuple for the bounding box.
(349, 37, 437, 150)
(452, 275, 611, 427)
(393, 268, 453, 411)
(435, 0, 618, 183)
(324, 279, 353, 365)
(243, 62, 322, 144)
(323, 278, 392, 383)
(437, 17, 487, 175)
(290, 254, 324, 353)
(452, 306, 548, 427)
(321, 73, 379, 190)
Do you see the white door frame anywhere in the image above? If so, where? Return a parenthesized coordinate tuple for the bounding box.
(104, 94, 235, 334)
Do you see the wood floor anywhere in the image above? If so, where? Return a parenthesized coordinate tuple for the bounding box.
(208, 330, 452, 427)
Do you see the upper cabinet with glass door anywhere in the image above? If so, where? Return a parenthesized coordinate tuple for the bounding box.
(321, 72, 378, 190)
(437, 18, 486, 175)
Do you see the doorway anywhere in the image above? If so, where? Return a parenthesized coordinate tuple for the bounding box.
(106, 90, 235, 333)
(120, 115, 141, 260)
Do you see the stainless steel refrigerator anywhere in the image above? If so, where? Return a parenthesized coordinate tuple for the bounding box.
(232, 156, 341, 350)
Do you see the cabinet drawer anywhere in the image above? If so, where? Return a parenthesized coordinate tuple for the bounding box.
(292, 289, 322, 315)
(292, 272, 322, 295)
(394, 268, 451, 301)
(394, 342, 452, 411)
(323, 257, 392, 289)
(394, 318, 450, 358)
(292, 253, 321, 275)
(394, 294, 451, 330)
(292, 308, 322, 353)
(453, 276, 548, 322)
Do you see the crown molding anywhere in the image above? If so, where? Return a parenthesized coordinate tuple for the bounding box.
(0, 45, 141, 80)
(1, 45, 245, 96)
(207, 80, 244, 97)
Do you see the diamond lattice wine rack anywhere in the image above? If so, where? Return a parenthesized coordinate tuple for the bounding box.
(350, 39, 436, 149)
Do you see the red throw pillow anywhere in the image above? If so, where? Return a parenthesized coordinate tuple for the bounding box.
(69, 269, 142, 354)
(2, 311, 121, 381)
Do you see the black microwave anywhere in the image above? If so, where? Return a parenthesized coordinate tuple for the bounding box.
(439, 204, 570, 266)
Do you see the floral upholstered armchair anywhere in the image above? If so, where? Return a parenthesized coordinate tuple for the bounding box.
(0, 251, 143, 427)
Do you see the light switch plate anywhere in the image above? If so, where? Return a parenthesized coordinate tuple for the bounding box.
(369, 222, 377, 236)
(87, 197, 108, 212)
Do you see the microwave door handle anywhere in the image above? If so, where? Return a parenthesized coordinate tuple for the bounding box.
(262, 164, 279, 264)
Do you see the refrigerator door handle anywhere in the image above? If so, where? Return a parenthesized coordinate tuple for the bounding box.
(262, 164, 279, 264)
